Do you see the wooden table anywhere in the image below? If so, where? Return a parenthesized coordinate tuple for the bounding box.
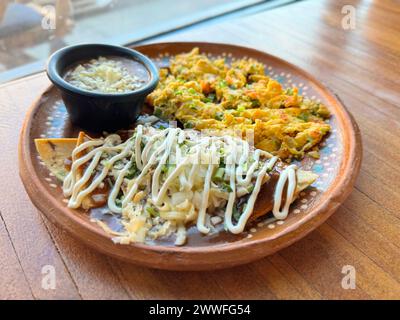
(1, 0, 399, 300)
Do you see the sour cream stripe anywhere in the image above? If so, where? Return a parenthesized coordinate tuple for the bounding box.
(62, 125, 300, 243)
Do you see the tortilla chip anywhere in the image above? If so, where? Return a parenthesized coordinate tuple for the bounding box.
(35, 138, 78, 181)
(251, 169, 317, 221)
(35, 132, 100, 209)
(295, 169, 318, 194)
(74, 132, 100, 210)
(76, 131, 90, 149)
(74, 132, 92, 176)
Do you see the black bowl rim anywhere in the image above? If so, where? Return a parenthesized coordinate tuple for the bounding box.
(46, 43, 159, 98)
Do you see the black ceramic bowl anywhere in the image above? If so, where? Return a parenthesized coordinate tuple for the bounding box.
(46, 44, 159, 132)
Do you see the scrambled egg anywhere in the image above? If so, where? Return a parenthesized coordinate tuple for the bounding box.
(146, 48, 330, 159)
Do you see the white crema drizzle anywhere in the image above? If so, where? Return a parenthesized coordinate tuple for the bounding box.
(62, 125, 298, 242)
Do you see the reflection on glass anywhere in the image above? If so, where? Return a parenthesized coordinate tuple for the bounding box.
(0, 0, 265, 83)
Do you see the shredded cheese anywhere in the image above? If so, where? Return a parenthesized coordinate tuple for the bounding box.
(64, 56, 146, 93)
(63, 125, 298, 245)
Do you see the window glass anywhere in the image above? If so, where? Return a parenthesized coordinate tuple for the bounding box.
(0, 0, 265, 83)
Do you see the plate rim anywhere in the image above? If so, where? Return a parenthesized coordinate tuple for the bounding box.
(18, 41, 362, 270)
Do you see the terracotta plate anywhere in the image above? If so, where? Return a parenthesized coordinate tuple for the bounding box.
(19, 42, 362, 270)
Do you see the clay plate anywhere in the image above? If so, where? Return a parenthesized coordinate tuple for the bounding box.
(19, 42, 362, 270)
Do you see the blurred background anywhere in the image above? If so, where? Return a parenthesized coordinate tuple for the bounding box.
(0, 0, 296, 84)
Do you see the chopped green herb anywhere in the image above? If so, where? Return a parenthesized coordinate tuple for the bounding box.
(184, 121, 195, 129)
(233, 206, 241, 221)
(207, 93, 216, 102)
(285, 88, 294, 95)
(146, 206, 159, 217)
(247, 185, 254, 193)
(215, 112, 224, 121)
(298, 112, 309, 122)
(146, 207, 159, 217)
(125, 162, 138, 179)
(218, 80, 227, 88)
(154, 108, 162, 117)
(219, 157, 226, 167)
(114, 160, 123, 169)
(115, 198, 123, 208)
(167, 164, 176, 176)
(161, 164, 168, 174)
(212, 167, 225, 182)
(222, 182, 233, 193)
(237, 105, 246, 112)
(160, 163, 176, 176)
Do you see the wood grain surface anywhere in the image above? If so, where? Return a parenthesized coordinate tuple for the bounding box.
(1, 0, 399, 299)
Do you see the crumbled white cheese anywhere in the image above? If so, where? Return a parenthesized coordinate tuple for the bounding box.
(210, 216, 223, 225)
(64, 56, 145, 93)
